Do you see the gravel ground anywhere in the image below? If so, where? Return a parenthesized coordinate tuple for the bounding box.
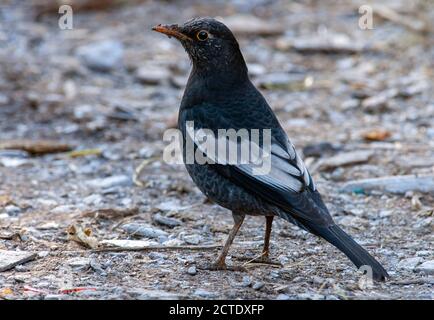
(0, 0, 433, 300)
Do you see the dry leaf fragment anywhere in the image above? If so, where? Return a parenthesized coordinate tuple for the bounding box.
(66, 225, 99, 249)
(0, 139, 73, 155)
(362, 129, 391, 141)
(81, 207, 138, 220)
(68, 148, 102, 158)
(0, 288, 13, 296)
(0, 195, 14, 207)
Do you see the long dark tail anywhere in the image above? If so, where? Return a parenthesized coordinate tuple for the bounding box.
(304, 223, 389, 281)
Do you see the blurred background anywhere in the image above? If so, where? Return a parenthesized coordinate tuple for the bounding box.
(0, 0, 433, 300)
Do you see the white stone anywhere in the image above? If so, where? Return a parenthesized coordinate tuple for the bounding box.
(397, 257, 423, 271)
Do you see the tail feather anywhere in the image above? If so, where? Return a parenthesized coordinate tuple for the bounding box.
(304, 223, 389, 281)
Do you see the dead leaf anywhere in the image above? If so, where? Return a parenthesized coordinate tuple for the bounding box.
(0, 195, 13, 207)
(81, 207, 139, 220)
(0, 288, 13, 296)
(0, 139, 73, 155)
(68, 148, 102, 158)
(362, 129, 392, 141)
(66, 225, 99, 249)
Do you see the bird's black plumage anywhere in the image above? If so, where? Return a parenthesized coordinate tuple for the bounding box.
(153, 17, 389, 281)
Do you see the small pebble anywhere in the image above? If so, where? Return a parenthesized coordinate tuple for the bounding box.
(187, 266, 197, 276)
(252, 281, 265, 290)
(241, 276, 252, 287)
(194, 289, 215, 298)
(397, 257, 423, 271)
(5, 205, 21, 216)
(415, 260, 434, 275)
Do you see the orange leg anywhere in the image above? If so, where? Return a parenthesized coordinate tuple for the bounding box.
(199, 214, 245, 271)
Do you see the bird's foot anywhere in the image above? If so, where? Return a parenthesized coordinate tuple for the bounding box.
(238, 255, 282, 267)
(197, 261, 246, 272)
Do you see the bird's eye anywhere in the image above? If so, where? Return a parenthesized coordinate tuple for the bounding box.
(196, 30, 209, 41)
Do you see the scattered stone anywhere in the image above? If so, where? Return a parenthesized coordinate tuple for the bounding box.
(276, 33, 365, 54)
(257, 73, 307, 91)
(73, 104, 95, 121)
(4, 205, 21, 216)
(187, 265, 197, 276)
(0, 93, 9, 105)
(132, 289, 180, 300)
(276, 294, 290, 300)
(0, 212, 11, 219)
(0, 157, 29, 167)
(37, 221, 60, 230)
(341, 175, 434, 195)
(241, 276, 252, 287)
(416, 250, 431, 257)
(50, 205, 76, 214)
(397, 257, 423, 271)
(66, 257, 91, 271)
(194, 289, 216, 299)
(37, 251, 50, 258)
(100, 239, 156, 249)
(183, 234, 201, 245)
(412, 217, 432, 232)
(155, 199, 188, 212)
(302, 142, 341, 158)
(136, 66, 170, 85)
(247, 63, 266, 76)
(44, 294, 69, 300)
(15, 265, 30, 272)
(314, 150, 374, 171)
(76, 40, 124, 72)
(90, 259, 107, 276)
(297, 293, 324, 300)
(121, 223, 168, 239)
(252, 281, 265, 290)
(82, 194, 104, 206)
(0, 250, 37, 272)
(372, 3, 430, 34)
(221, 15, 284, 36)
(339, 216, 369, 230)
(86, 175, 132, 189)
(341, 98, 360, 110)
(37, 199, 58, 208)
(170, 75, 189, 88)
(153, 213, 182, 228)
(361, 88, 398, 112)
(415, 260, 434, 275)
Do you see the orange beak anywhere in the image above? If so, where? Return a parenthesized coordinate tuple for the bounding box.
(152, 24, 192, 42)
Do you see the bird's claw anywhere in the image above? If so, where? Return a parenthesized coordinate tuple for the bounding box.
(197, 262, 246, 272)
(238, 255, 282, 267)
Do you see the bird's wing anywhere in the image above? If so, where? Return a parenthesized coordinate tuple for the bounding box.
(182, 106, 333, 226)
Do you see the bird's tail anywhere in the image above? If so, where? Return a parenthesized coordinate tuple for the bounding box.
(303, 223, 389, 281)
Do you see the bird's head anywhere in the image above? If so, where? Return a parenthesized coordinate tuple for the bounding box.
(152, 17, 247, 76)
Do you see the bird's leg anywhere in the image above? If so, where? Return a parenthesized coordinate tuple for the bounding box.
(238, 215, 281, 266)
(261, 215, 274, 260)
(198, 213, 245, 271)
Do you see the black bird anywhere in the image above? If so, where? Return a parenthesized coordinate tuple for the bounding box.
(152, 17, 389, 281)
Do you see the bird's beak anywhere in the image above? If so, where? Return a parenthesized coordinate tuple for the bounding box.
(152, 24, 192, 42)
